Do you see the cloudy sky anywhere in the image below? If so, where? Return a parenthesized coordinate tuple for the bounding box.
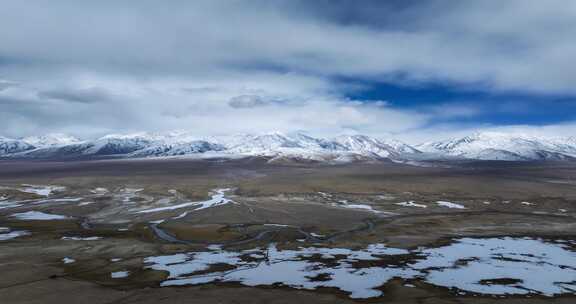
(1, 0, 576, 143)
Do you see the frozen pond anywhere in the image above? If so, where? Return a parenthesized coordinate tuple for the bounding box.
(144, 237, 576, 299)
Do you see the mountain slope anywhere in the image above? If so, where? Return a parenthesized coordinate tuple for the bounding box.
(0, 132, 422, 162)
(417, 132, 576, 161)
(4, 131, 576, 163)
(22, 133, 82, 147)
(0, 137, 35, 155)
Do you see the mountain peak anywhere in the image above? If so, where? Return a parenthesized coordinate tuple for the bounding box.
(22, 133, 82, 147)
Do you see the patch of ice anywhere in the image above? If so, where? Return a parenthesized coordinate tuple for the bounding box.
(111, 258, 122, 262)
(395, 201, 427, 208)
(79, 201, 95, 206)
(559, 209, 567, 213)
(435, 201, 466, 209)
(520, 201, 534, 206)
(10, 211, 69, 220)
(111, 271, 130, 279)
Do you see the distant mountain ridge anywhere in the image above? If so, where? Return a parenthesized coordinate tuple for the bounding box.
(417, 131, 576, 161)
(1, 131, 576, 163)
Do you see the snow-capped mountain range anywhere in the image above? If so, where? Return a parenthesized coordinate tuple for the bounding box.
(417, 132, 576, 161)
(1, 131, 576, 163)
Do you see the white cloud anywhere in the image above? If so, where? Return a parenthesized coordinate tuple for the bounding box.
(1, 0, 575, 93)
(0, 0, 575, 139)
(0, 73, 429, 138)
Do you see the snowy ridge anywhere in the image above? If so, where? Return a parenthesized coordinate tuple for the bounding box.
(0, 136, 35, 155)
(417, 131, 576, 161)
(2, 130, 576, 162)
(22, 133, 82, 147)
(0, 131, 420, 163)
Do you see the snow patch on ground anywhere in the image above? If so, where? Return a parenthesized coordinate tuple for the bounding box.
(91, 188, 109, 195)
(19, 185, 65, 197)
(145, 243, 412, 299)
(137, 188, 237, 214)
(0, 200, 25, 209)
(0, 229, 30, 241)
(61, 236, 103, 241)
(435, 201, 466, 209)
(413, 237, 576, 296)
(396, 201, 427, 208)
(62, 257, 76, 264)
(10, 211, 69, 220)
(144, 237, 576, 299)
(111, 271, 130, 279)
(32, 198, 83, 205)
(333, 200, 383, 214)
